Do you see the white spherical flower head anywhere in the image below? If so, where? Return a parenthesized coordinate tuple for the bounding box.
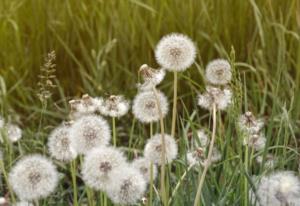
(238, 111, 264, 134)
(70, 115, 111, 154)
(9, 154, 59, 201)
(155, 33, 196, 72)
(97, 95, 130, 118)
(186, 147, 205, 166)
(144, 133, 178, 165)
(131, 157, 158, 182)
(205, 59, 232, 85)
(253, 171, 300, 206)
(6, 123, 22, 142)
(82, 147, 127, 191)
(47, 124, 77, 162)
(132, 90, 169, 123)
(198, 86, 232, 110)
(107, 167, 146, 205)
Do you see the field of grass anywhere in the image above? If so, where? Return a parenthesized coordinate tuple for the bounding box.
(0, 0, 300, 205)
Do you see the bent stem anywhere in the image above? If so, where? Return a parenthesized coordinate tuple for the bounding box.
(193, 103, 217, 206)
(171, 71, 178, 137)
(152, 87, 167, 205)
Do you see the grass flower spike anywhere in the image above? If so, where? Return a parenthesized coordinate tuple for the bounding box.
(205, 59, 232, 85)
(9, 154, 59, 201)
(70, 114, 111, 154)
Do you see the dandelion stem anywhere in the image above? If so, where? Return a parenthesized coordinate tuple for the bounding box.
(70, 159, 78, 206)
(171, 72, 178, 137)
(194, 103, 217, 206)
(149, 162, 154, 206)
(112, 117, 116, 147)
(0, 159, 16, 204)
(244, 145, 249, 206)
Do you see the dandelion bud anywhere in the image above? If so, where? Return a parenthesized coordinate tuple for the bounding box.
(131, 157, 158, 182)
(97, 95, 130, 118)
(205, 59, 232, 85)
(132, 90, 169, 123)
(9, 154, 59, 201)
(144, 133, 178, 165)
(155, 33, 196, 72)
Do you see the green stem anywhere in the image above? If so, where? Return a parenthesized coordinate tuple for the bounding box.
(171, 72, 178, 137)
(244, 145, 249, 206)
(194, 103, 217, 206)
(71, 159, 78, 206)
(112, 117, 116, 147)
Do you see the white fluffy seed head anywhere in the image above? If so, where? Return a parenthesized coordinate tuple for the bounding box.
(9, 154, 59, 201)
(252, 171, 300, 206)
(238, 111, 264, 134)
(243, 133, 266, 151)
(132, 90, 169, 123)
(155, 33, 196, 72)
(196, 130, 209, 147)
(69, 94, 99, 119)
(106, 166, 146, 205)
(138, 64, 166, 91)
(70, 115, 111, 154)
(131, 157, 158, 183)
(14, 201, 34, 206)
(97, 95, 130, 118)
(205, 59, 232, 85)
(197, 86, 232, 110)
(186, 147, 205, 166)
(47, 124, 77, 162)
(256, 154, 276, 169)
(82, 146, 127, 191)
(1, 123, 22, 143)
(144, 133, 178, 165)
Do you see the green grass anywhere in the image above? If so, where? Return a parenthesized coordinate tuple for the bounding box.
(0, 0, 300, 205)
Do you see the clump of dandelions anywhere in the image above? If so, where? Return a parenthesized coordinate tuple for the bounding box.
(82, 146, 127, 191)
(47, 123, 77, 162)
(138, 64, 166, 91)
(155, 33, 196, 71)
(106, 166, 146, 205)
(131, 157, 158, 182)
(205, 59, 232, 85)
(70, 114, 111, 154)
(132, 90, 169, 123)
(9, 154, 59, 201)
(97, 95, 130, 118)
(144, 133, 178, 165)
(251, 171, 300, 206)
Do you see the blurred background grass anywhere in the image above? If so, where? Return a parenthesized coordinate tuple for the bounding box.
(0, 0, 300, 205)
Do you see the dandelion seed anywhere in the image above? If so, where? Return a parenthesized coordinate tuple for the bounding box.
(205, 59, 232, 85)
(97, 95, 130, 118)
(155, 33, 196, 72)
(9, 154, 59, 201)
(251, 171, 300, 206)
(106, 166, 146, 205)
(196, 129, 209, 147)
(197, 86, 232, 110)
(138, 64, 166, 91)
(132, 90, 169, 123)
(47, 123, 77, 162)
(82, 146, 127, 191)
(131, 157, 158, 182)
(144, 133, 178, 165)
(70, 114, 111, 154)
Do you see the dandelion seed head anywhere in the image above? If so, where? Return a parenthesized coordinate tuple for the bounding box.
(97, 95, 130, 118)
(256, 154, 276, 169)
(131, 157, 158, 182)
(14, 201, 34, 206)
(243, 133, 266, 151)
(9, 154, 59, 201)
(196, 130, 209, 147)
(252, 171, 300, 206)
(107, 166, 146, 205)
(238, 111, 264, 134)
(211, 147, 222, 163)
(47, 124, 77, 162)
(3, 123, 22, 143)
(69, 94, 99, 119)
(205, 59, 232, 85)
(82, 147, 127, 191)
(70, 115, 111, 154)
(144, 133, 178, 165)
(186, 147, 205, 166)
(198, 86, 232, 110)
(138, 64, 166, 91)
(155, 33, 196, 72)
(132, 90, 169, 123)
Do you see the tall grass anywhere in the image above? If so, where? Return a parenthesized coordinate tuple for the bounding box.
(0, 0, 299, 205)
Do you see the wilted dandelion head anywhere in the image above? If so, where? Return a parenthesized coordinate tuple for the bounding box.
(107, 166, 146, 205)
(144, 133, 178, 165)
(198, 86, 232, 110)
(155, 33, 196, 72)
(238, 111, 264, 134)
(69, 94, 98, 119)
(9, 154, 59, 201)
(243, 133, 266, 151)
(14, 201, 34, 206)
(196, 129, 209, 147)
(132, 90, 169, 123)
(252, 171, 300, 206)
(138, 64, 166, 91)
(47, 124, 77, 162)
(70, 115, 111, 154)
(131, 157, 158, 182)
(82, 146, 127, 191)
(97, 95, 130, 118)
(205, 59, 232, 85)
(2, 123, 22, 143)
(186, 147, 205, 166)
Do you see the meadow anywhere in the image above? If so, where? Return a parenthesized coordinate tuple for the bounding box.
(0, 0, 300, 205)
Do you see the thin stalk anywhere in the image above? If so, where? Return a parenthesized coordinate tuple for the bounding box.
(171, 71, 178, 137)
(112, 117, 116, 146)
(193, 104, 217, 206)
(244, 145, 249, 206)
(70, 159, 78, 206)
(0, 159, 16, 204)
(150, 122, 153, 137)
(149, 162, 154, 206)
(152, 87, 167, 205)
